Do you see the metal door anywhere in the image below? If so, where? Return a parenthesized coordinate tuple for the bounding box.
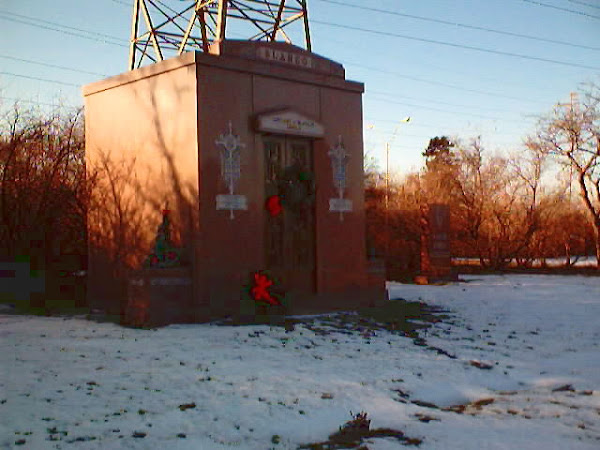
(264, 136, 315, 292)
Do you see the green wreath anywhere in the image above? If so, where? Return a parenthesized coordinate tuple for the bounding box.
(277, 162, 315, 214)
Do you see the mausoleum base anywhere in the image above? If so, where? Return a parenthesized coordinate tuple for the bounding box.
(125, 268, 193, 327)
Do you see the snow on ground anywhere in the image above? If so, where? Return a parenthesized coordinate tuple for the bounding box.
(1, 274, 599, 449)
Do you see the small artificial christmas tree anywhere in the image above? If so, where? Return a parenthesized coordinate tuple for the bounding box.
(143, 209, 181, 268)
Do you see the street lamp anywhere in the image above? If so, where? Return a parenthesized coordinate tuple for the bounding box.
(384, 116, 411, 276)
(385, 116, 410, 210)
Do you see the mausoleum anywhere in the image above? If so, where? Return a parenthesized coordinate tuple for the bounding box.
(83, 2, 384, 323)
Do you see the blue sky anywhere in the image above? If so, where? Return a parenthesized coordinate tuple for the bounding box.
(1, 0, 599, 177)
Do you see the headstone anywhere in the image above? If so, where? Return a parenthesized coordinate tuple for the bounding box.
(420, 204, 455, 283)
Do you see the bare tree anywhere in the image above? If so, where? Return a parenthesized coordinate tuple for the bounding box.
(504, 143, 548, 267)
(527, 84, 600, 268)
(448, 137, 545, 269)
(363, 151, 381, 188)
(0, 102, 86, 263)
(536, 188, 591, 267)
(451, 137, 486, 264)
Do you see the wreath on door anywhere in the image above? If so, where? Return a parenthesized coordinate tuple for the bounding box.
(275, 162, 315, 215)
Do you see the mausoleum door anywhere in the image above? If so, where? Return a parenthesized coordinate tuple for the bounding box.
(264, 136, 316, 293)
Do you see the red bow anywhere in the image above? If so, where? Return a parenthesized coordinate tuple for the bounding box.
(251, 273, 280, 305)
(266, 195, 283, 217)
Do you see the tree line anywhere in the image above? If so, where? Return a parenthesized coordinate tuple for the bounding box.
(366, 82, 600, 271)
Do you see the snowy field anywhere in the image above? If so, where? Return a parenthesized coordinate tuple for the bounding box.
(1, 274, 599, 449)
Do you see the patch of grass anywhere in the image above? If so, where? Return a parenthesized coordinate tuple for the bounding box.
(552, 384, 575, 392)
(9, 298, 89, 317)
(298, 411, 422, 449)
(338, 300, 447, 335)
(359, 300, 450, 329)
(178, 403, 196, 411)
(276, 299, 452, 354)
(441, 397, 497, 414)
(46, 426, 67, 436)
(411, 400, 440, 409)
(415, 413, 440, 423)
(86, 313, 123, 325)
(472, 398, 495, 408)
(215, 297, 449, 336)
(67, 436, 97, 443)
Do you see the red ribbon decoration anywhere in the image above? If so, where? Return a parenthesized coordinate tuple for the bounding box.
(251, 272, 280, 305)
(266, 195, 283, 217)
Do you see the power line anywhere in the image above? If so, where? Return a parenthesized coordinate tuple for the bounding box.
(345, 61, 547, 104)
(519, 0, 600, 19)
(315, 0, 600, 52)
(1, 10, 126, 41)
(111, 0, 182, 16)
(0, 12, 127, 47)
(366, 132, 435, 140)
(313, 20, 600, 71)
(365, 95, 534, 124)
(324, 34, 560, 97)
(364, 118, 523, 138)
(567, 0, 600, 10)
(367, 90, 519, 113)
(0, 55, 108, 77)
(0, 96, 81, 108)
(0, 72, 81, 88)
(0, 6, 572, 119)
(365, 120, 440, 130)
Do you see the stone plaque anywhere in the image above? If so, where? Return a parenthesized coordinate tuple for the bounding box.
(216, 194, 248, 211)
(329, 198, 353, 212)
(256, 110, 324, 138)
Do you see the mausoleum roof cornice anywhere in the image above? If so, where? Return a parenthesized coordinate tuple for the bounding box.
(83, 42, 363, 97)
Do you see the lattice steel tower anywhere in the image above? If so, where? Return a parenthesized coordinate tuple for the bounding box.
(128, 0, 312, 70)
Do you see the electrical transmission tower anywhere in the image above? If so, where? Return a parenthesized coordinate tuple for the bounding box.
(128, 0, 312, 70)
